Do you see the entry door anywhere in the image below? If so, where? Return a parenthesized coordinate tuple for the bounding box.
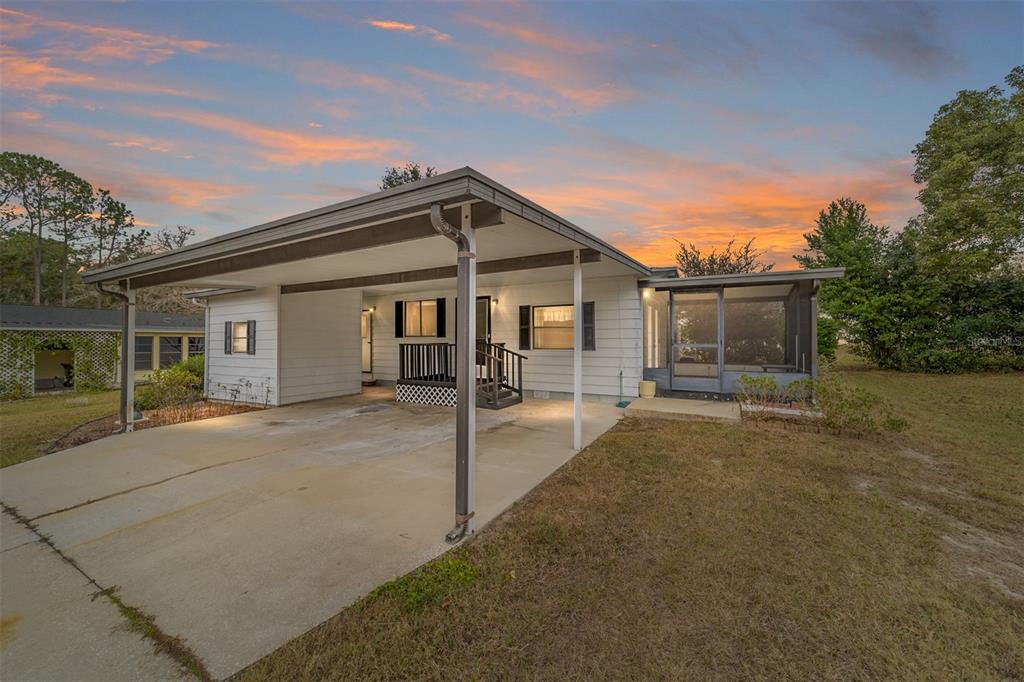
(360, 309, 372, 373)
(670, 289, 723, 393)
(476, 296, 491, 344)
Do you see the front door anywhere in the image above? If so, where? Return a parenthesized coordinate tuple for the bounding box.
(670, 289, 722, 393)
(476, 296, 491, 344)
(360, 309, 373, 373)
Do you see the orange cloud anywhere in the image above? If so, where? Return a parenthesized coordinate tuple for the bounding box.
(459, 15, 601, 55)
(1, 7, 217, 65)
(405, 67, 562, 114)
(497, 140, 920, 267)
(367, 18, 450, 42)
(1, 46, 199, 97)
(141, 108, 407, 165)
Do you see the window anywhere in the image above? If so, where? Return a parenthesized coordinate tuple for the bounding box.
(232, 322, 248, 353)
(523, 303, 596, 350)
(224, 320, 255, 355)
(724, 299, 786, 368)
(159, 336, 183, 368)
(396, 299, 444, 338)
(134, 335, 153, 370)
(188, 336, 205, 355)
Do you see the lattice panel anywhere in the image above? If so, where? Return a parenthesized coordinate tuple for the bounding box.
(395, 382, 457, 407)
(0, 330, 119, 397)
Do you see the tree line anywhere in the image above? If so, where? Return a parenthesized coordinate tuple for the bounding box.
(0, 152, 195, 311)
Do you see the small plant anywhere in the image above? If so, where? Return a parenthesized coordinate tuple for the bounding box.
(0, 379, 31, 401)
(736, 374, 782, 405)
(783, 377, 815, 405)
(177, 354, 204, 379)
(135, 366, 203, 411)
(812, 372, 908, 436)
(362, 556, 481, 612)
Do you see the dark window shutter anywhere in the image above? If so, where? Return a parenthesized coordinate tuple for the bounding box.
(394, 301, 404, 338)
(224, 321, 232, 355)
(435, 298, 446, 338)
(583, 302, 596, 351)
(246, 320, 256, 355)
(518, 305, 531, 350)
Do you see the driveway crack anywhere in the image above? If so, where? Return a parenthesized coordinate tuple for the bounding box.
(1, 502, 212, 681)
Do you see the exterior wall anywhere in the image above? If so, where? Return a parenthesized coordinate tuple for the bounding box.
(206, 287, 280, 405)
(364, 274, 642, 400)
(279, 290, 362, 404)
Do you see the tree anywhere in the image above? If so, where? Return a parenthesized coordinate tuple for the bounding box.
(675, 238, 774, 276)
(151, 224, 195, 253)
(913, 66, 1024, 274)
(379, 162, 437, 190)
(50, 168, 94, 306)
(0, 152, 63, 305)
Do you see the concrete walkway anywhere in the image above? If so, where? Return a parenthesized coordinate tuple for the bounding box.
(624, 396, 741, 422)
(0, 389, 619, 680)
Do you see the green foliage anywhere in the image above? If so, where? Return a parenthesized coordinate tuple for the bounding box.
(0, 379, 31, 401)
(362, 556, 480, 612)
(379, 162, 437, 190)
(135, 365, 203, 411)
(783, 377, 815, 404)
(177, 354, 204, 379)
(817, 316, 839, 363)
(675, 237, 774, 276)
(736, 374, 783, 404)
(814, 373, 908, 435)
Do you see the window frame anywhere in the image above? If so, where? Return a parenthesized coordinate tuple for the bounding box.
(231, 321, 249, 353)
(403, 299, 439, 338)
(523, 302, 596, 351)
(134, 335, 153, 370)
(159, 336, 183, 368)
(188, 336, 205, 355)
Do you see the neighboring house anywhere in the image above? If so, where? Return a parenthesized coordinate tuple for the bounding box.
(0, 304, 205, 397)
(81, 167, 842, 411)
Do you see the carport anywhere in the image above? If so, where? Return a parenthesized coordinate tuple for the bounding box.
(81, 167, 648, 542)
(0, 389, 620, 679)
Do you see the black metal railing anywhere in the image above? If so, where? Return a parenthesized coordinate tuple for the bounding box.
(398, 341, 527, 408)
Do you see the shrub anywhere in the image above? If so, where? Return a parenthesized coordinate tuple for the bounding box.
(813, 373, 908, 435)
(736, 374, 782, 404)
(135, 366, 203, 411)
(0, 379, 30, 401)
(174, 353, 204, 379)
(817, 316, 839, 363)
(783, 377, 815, 404)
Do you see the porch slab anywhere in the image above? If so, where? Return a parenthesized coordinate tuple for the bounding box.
(624, 397, 741, 422)
(0, 388, 619, 680)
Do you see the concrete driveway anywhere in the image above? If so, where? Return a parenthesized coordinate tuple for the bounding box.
(0, 389, 619, 680)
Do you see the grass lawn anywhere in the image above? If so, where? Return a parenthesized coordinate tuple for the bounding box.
(0, 390, 119, 467)
(239, 359, 1023, 680)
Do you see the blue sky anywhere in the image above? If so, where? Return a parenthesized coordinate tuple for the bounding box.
(2, 1, 1021, 265)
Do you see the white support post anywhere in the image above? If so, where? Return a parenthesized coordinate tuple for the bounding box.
(124, 286, 137, 432)
(462, 204, 477, 534)
(573, 249, 582, 451)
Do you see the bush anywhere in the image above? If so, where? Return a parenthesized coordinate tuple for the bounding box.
(135, 365, 203, 411)
(813, 373, 908, 435)
(736, 374, 782, 404)
(0, 379, 30, 401)
(817, 316, 839, 363)
(177, 354, 204, 379)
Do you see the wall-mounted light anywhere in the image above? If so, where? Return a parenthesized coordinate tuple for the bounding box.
(368, 306, 375, 313)
(491, 298, 498, 306)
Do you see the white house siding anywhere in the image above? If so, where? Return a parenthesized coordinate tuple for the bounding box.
(206, 287, 280, 405)
(364, 274, 642, 402)
(278, 289, 362, 404)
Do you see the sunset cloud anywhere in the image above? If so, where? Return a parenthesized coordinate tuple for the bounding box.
(0, 7, 218, 65)
(141, 108, 407, 165)
(406, 67, 562, 115)
(366, 18, 450, 42)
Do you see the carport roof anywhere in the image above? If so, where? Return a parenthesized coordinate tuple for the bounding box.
(0, 304, 204, 332)
(82, 167, 651, 287)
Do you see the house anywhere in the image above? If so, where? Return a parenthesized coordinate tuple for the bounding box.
(0, 304, 204, 397)
(81, 167, 841, 538)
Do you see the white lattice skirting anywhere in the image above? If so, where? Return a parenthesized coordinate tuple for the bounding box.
(395, 382, 457, 407)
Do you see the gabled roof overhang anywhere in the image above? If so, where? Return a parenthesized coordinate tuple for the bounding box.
(82, 167, 650, 288)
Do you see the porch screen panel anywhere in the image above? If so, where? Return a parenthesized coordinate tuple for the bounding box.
(723, 300, 786, 368)
(672, 291, 718, 379)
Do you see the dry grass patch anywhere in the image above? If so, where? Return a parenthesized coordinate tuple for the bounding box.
(238, 366, 1023, 681)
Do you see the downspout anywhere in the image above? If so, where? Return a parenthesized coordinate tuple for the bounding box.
(96, 282, 130, 433)
(430, 203, 475, 544)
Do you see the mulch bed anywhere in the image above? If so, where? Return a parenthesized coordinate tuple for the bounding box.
(48, 402, 260, 453)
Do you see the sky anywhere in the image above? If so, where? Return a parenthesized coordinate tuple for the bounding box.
(2, 1, 1021, 268)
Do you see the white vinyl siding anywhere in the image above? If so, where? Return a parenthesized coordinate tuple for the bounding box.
(365, 275, 641, 400)
(278, 290, 362, 404)
(206, 287, 280, 405)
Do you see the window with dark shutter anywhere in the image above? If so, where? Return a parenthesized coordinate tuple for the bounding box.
(518, 305, 531, 350)
(583, 302, 596, 351)
(246, 320, 256, 355)
(394, 300, 404, 338)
